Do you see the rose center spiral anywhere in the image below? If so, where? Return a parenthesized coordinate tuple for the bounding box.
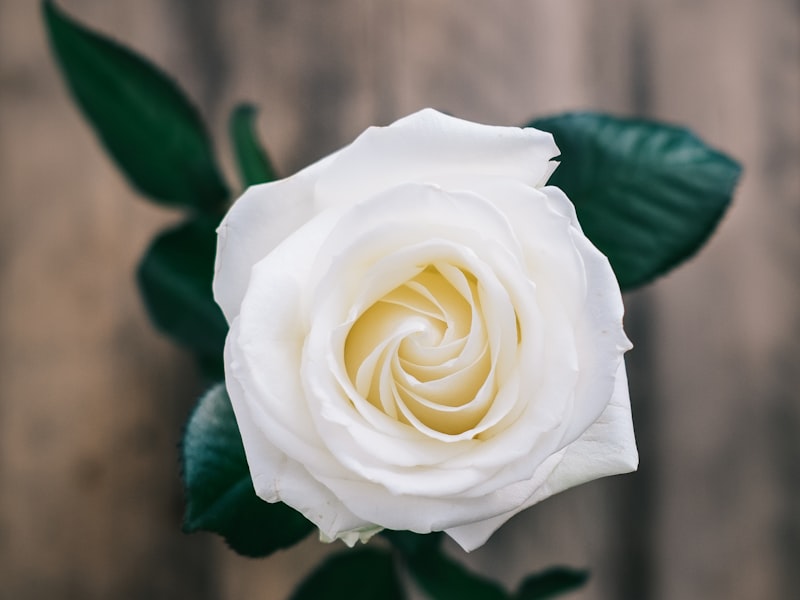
(343, 264, 493, 436)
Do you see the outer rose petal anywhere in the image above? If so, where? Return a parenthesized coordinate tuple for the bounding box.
(445, 360, 637, 551)
(225, 324, 375, 544)
(314, 108, 560, 212)
(213, 152, 338, 322)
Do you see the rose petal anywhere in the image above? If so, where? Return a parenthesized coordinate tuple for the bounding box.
(225, 321, 373, 542)
(540, 186, 632, 442)
(214, 152, 338, 322)
(444, 360, 637, 551)
(226, 201, 353, 481)
(314, 109, 559, 212)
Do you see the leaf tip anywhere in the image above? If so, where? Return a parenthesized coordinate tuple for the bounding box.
(231, 102, 258, 119)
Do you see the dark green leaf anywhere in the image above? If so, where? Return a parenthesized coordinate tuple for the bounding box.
(381, 530, 444, 557)
(229, 103, 279, 187)
(136, 216, 227, 378)
(530, 113, 741, 289)
(385, 531, 507, 600)
(182, 384, 314, 557)
(43, 0, 229, 211)
(404, 551, 508, 600)
(515, 567, 589, 600)
(290, 548, 406, 600)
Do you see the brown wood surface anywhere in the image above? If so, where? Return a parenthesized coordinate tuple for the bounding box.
(1, 1, 798, 598)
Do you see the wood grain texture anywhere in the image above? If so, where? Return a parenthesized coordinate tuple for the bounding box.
(1, 1, 797, 599)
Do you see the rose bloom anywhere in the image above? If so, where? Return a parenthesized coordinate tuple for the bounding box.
(214, 109, 637, 552)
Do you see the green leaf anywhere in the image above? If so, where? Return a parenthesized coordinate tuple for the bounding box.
(43, 0, 229, 211)
(404, 551, 508, 600)
(381, 530, 444, 557)
(384, 531, 508, 600)
(290, 548, 406, 600)
(530, 113, 741, 290)
(515, 567, 589, 599)
(229, 103, 279, 187)
(182, 384, 314, 557)
(136, 216, 227, 378)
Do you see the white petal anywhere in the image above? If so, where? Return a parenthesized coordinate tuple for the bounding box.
(445, 359, 637, 551)
(543, 358, 638, 487)
(314, 109, 559, 212)
(540, 186, 632, 442)
(225, 199, 357, 489)
(213, 152, 337, 322)
(463, 179, 631, 447)
(225, 324, 373, 541)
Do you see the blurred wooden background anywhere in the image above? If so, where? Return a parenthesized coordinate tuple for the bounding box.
(1, 1, 797, 598)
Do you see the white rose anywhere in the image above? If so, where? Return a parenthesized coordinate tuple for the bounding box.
(214, 109, 637, 552)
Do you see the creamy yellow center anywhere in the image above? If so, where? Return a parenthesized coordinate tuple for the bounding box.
(344, 264, 493, 435)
